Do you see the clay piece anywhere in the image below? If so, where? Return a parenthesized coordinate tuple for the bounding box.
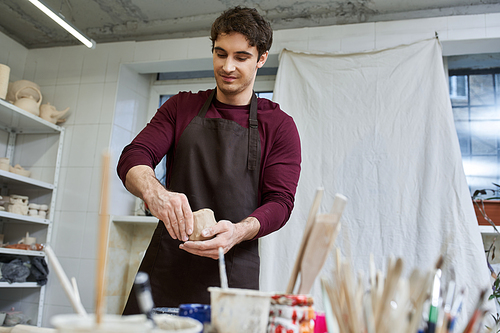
(6, 79, 41, 104)
(39, 102, 70, 124)
(189, 208, 217, 241)
(27, 203, 48, 219)
(18, 232, 36, 245)
(7, 194, 29, 215)
(14, 86, 42, 116)
(10, 164, 31, 177)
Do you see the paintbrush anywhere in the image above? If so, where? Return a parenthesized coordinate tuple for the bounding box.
(426, 256, 444, 333)
(439, 268, 456, 333)
(447, 287, 465, 332)
(218, 247, 228, 289)
(461, 288, 487, 333)
(134, 272, 156, 326)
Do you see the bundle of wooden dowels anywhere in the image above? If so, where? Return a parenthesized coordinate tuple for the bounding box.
(322, 251, 492, 333)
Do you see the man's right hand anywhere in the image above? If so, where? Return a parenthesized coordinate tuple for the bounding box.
(146, 190, 194, 241)
(124, 165, 194, 241)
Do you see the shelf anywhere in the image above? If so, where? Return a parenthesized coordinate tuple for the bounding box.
(0, 211, 49, 225)
(0, 282, 41, 288)
(0, 248, 45, 257)
(0, 99, 62, 134)
(111, 215, 158, 224)
(0, 95, 63, 327)
(479, 225, 500, 235)
(0, 169, 54, 190)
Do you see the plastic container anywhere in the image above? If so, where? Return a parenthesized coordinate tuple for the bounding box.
(51, 314, 202, 333)
(179, 304, 210, 333)
(51, 314, 152, 333)
(179, 304, 210, 324)
(314, 312, 327, 333)
(208, 287, 272, 333)
(152, 314, 202, 333)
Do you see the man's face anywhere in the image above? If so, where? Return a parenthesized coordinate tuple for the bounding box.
(213, 32, 268, 103)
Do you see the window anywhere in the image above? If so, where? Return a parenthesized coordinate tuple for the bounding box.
(450, 68, 500, 196)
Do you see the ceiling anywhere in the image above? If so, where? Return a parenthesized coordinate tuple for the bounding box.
(1, 0, 500, 49)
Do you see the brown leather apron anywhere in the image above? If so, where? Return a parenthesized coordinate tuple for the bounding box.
(123, 89, 261, 314)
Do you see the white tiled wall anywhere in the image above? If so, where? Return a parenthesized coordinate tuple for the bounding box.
(0, 12, 499, 327)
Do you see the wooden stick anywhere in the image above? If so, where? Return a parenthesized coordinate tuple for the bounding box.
(44, 245, 87, 316)
(374, 257, 403, 332)
(95, 152, 110, 324)
(286, 188, 323, 294)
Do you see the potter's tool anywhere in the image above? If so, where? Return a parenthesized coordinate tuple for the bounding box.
(44, 245, 87, 316)
(462, 288, 487, 333)
(286, 188, 324, 294)
(218, 247, 228, 289)
(134, 272, 156, 326)
(448, 288, 465, 332)
(441, 268, 456, 331)
(374, 257, 403, 332)
(95, 152, 110, 324)
(425, 256, 443, 333)
(297, 193, 347, 295)
(71, 277, 82, 310)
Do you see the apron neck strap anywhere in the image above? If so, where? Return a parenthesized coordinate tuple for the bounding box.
(248, 92, 259, 170)
(198, 89, 217, 117)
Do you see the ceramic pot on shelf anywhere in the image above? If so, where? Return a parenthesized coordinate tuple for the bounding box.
(0, 64, 10, 100)
(6, 79, 41, 103)
(14, 86, 42, 116)
(0, 157, 10, 171)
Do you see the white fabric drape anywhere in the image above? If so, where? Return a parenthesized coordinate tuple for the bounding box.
(260, 38, 493, 327)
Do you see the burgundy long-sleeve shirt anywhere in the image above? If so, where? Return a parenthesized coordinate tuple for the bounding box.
(117, 89, 301, 238)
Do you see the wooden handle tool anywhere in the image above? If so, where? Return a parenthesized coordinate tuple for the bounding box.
(297, 193, 347, 295)
(285, 188, 324, 294)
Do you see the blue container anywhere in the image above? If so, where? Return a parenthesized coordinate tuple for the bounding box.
(179, 303, 211, 326)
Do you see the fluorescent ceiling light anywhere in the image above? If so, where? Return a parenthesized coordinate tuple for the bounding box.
(29, 0, 96, 49)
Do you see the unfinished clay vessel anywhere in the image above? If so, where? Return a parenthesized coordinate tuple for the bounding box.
(10, 164, 31, 177)
(6, 80, 41, 103)
(14, 86, 42, 116)
(8, 194, 29, 215)
(39, 102, 69, 124)
(0, 157, 10, 171)
(18, 232, 36, 245)
(189, 208, 217, 241)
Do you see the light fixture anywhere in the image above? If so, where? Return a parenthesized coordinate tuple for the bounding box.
(28, 0, 96, 49)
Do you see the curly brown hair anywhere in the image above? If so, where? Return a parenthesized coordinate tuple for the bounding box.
(210, 6, 273, 58)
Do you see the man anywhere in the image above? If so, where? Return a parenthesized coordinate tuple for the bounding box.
(118, 6, 301, 313)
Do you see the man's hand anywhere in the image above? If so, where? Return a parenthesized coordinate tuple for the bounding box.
(146, 190, 193, 242)
(179, 217, 260, 259)
(125, 165, 194, 241)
